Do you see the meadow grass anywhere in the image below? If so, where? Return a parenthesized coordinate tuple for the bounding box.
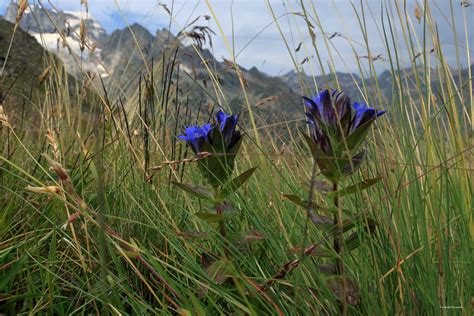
(0, 0, 472, 314)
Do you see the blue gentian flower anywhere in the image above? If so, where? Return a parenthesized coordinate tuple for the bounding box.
(304, 90, 352, 133)
(215, 110, 241, 149)
(178, 124, 213, 154)
(178, 110, 243, 188)
(302, 89, 385, 181)
(350, 102, 386, 133)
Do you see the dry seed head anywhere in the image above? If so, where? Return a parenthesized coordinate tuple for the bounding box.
(61, 212, 80, 230)
(80, 0, 89, 13)
(42, 154, 69, 181)
(256, 96, 277, 108)
(46, 129, 60, 160)
(415, 5, 421, 23)
(79, 19, 86, 52)
(0, 103, 11, 128)
(53, 165, 69, 181)
(16, 0, 28, 24)
(26, 185, 61, 195)
(38, 66, 51, 84)
(89, 43, 97, 55)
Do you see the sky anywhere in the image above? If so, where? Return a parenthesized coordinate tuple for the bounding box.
(1, 0, 473, 76)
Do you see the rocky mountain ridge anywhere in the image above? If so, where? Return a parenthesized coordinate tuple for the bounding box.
(2, 1, 472, 123)
(3, 1, 107, 78)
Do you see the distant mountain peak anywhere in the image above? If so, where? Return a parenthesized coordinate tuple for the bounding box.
(2, 3, 108, 77)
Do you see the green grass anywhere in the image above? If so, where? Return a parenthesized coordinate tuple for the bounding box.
(0, 1, 472, 315)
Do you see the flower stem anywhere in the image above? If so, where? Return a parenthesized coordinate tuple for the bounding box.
(333, 182, 347, 315)
(333, 183, 342, 273)
(215, 203, 227, 238)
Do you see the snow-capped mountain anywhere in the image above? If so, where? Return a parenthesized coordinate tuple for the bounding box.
(1, 1, 299, 119)
(3, 1, 108, 77)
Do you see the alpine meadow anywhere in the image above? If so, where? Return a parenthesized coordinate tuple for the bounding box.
(0, 0, 472, 315)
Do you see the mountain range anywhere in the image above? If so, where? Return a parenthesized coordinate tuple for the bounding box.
(1, 1, 472, 126)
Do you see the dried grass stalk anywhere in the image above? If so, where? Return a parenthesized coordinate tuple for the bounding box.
(16, 0, 28, 24)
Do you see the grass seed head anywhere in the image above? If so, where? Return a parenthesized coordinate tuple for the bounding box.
(415, 5, 422, 23)
(26, 185, 61, 195)
(38, 67, 51, 85)
(0, 103, 11, 128)
(79, 19, 86, 52)
(80, 0, 89, 13)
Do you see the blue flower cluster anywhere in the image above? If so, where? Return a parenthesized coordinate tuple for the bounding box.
(303, 89, 385, 181)
(178, 111, 241, 155)
(178, 110, 242, 188)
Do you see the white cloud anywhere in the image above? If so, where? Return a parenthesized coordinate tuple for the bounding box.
(3, 0, 473, 75)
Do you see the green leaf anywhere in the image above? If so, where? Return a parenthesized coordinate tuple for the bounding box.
(197, 129, 242, 189)
(327, 218, 358, 236)
(328, 176, 382, 197)
(206, 259, 230, 285)
(200, 252, 218, 269)
(194, 212, 235, 222)
(228, 230, 266, 244)
(317, 264, 336, 275)
(326, 275, 360, 306)
(344, 218, 378, 251)
(336, 118, 376, 154)
(218, 167, 257, 200)
(171, 182, 213, 200)
(327, 216, 377, 238)
(345, 232, 362, 251)
(340, 150, 366, 176)
(301, 132, 341, 182)
(178, 231, 209, 240)
(0, 255, 27, 291)
(307, 213, 334, 228)
(282, 194, 338, 228)
(289, 246, 334, 258)
(0, 246, 13, 261)
(198, 258, 231, 297)
(282, 194, 329, 211)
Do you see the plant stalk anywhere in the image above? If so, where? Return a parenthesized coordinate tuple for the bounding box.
(333, 182, 347, 315)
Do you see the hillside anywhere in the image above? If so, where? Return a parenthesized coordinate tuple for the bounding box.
(2, 3, 301, 123)
(0, 18, 86, 128)
(3, 1, 107, 78)
(1, 18, 52, 119)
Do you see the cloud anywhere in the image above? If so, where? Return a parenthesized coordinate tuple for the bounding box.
(3, 0, 473, 75)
